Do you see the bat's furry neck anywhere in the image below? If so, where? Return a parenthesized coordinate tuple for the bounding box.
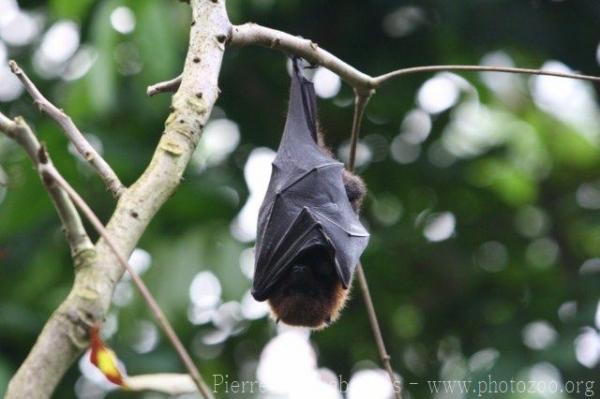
(267, 247, 350, 330)
(316, 127, 366, 213)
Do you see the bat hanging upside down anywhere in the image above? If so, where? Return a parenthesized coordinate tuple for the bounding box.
(251, 58, 370, 330)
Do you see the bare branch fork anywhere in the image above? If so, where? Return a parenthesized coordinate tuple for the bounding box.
(46, 165, 214, 398)
(153, 23, 600, 96)
(227, 23, 600, 94)
(7, 40, 213, 398)
(0, 113, 93, 260)
(0, 113, 213, 397)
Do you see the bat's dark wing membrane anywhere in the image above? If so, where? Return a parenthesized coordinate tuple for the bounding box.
(252, 58, 369, 301)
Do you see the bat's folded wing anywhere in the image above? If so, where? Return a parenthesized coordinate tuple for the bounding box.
(311, 205, 369, 288)
(253, 163, 370, 298)
(252, 58, 370, 301)
(252, 207, 326, 301)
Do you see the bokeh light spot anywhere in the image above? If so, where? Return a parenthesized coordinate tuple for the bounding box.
(194, 118, 241, 171)
(110, 7, 136, 34)
(423, 212, 455, 242)
(189, 271, 222, 309)
(417, 74, 460, 114)
(400, 108, 431, 144)
(313, 67, 341, 99)
(382, 6, 426, 38)
(475, 241, 508, 273)
(574, 327, 600, 368)
(230, 147, 276, 242)
(522, 321, 557, 350)
(348, 369, 396, 399)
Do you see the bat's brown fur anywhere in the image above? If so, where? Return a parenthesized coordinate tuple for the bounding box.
(267, 247, 350, 329)
(267, 129, 365, 329)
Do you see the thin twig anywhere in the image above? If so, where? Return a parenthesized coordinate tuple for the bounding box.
(45, 170, 214, 399)
(356, 265, 401, 398)
(0, 112, 93, 258)
(373, 64, 600, 86)
(346, 95, 402, 398)
(348, 92, 370, 170)
(147, 74, 183, 97)
(8, 60, 124, 198)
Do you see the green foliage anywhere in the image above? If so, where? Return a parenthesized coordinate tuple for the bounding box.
(2, 0, 600, 398)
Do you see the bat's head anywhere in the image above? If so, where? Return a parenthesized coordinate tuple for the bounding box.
(266, 246, 350, 330)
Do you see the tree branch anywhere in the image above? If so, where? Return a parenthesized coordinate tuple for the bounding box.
(46, 169, 213, 398)
(1, 109, 212, 396)
(230, 23, 376, 95)
(8, 60, 124, 198)
(147, 74, 183, 97)
(356, 264, 402, 398)
(5, 0, 230, 397)
(124, 374, 196, 395)
(0, 112, 93, 260)
(348, 93, 370, 169)
(230, 23, 600, 94)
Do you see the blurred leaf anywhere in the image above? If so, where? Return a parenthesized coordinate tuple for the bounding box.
(49, 0, 95, 21)
(467, 158, 537, 206)
(86, 0, 119, 114)
(549, 128, 599, 169)
(134, 1, 179, 82)
(0, 355, 12, 397)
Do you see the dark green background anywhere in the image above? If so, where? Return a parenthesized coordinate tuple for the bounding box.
(1, 0, 600, 397)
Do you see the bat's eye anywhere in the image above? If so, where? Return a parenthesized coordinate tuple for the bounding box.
(292, 264, 307, 274)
